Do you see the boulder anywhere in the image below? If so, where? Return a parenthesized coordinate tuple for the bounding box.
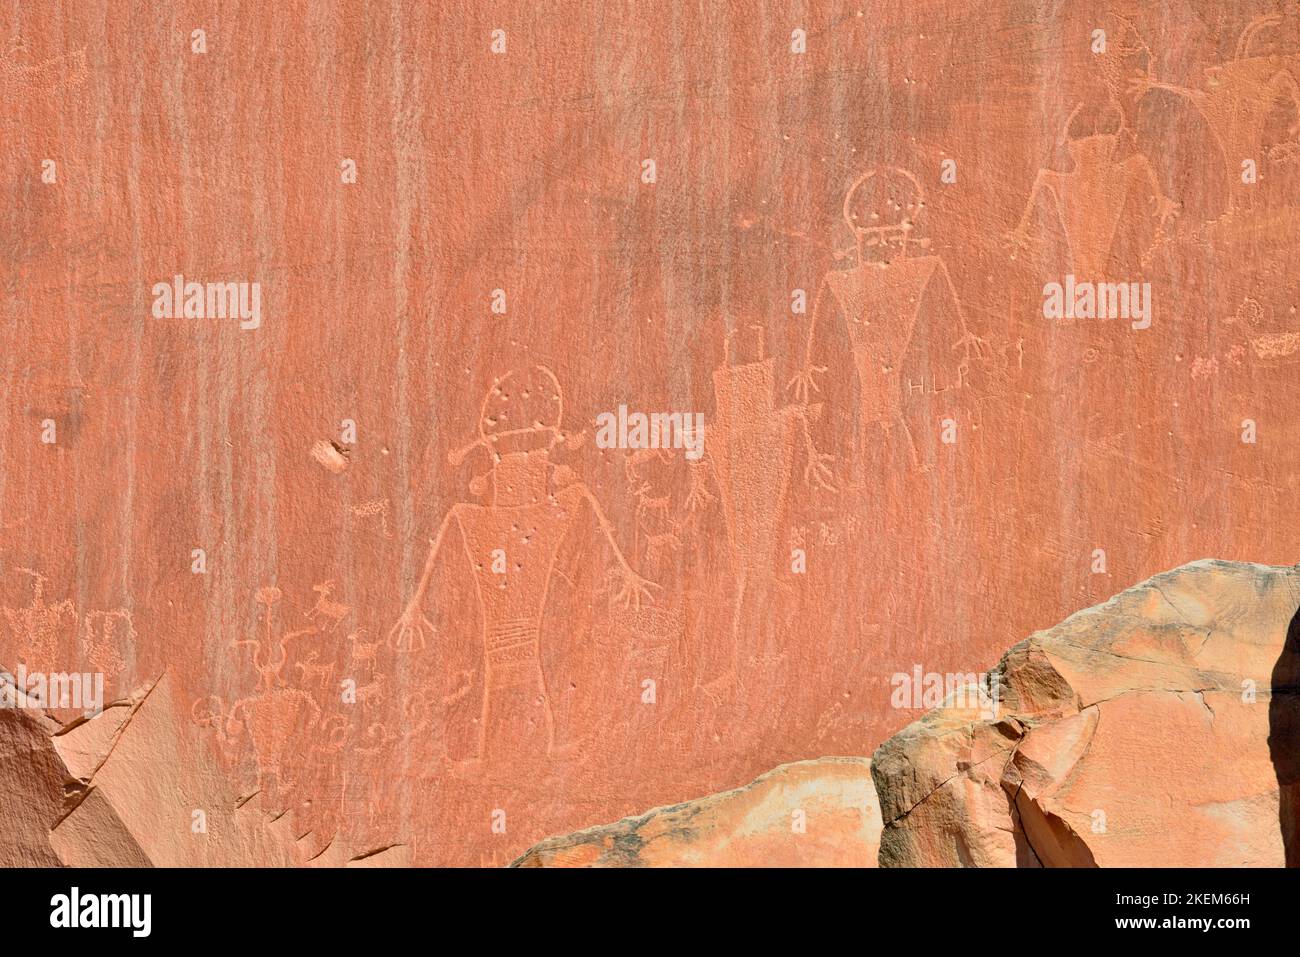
(872, 559, 1300, 867)
(514, 756, 879, 867)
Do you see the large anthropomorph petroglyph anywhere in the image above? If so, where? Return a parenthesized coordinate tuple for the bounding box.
(1007, 99, 1177, 275)
(791, 167, 989, 473)
(686, 327, 827, 693)
(1130, 13, 1300, 209)
(388, 366, 655, 769)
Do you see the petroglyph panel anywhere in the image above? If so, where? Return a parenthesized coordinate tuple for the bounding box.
(3, 0, 1299, 867)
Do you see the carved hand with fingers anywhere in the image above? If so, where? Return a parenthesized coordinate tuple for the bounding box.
(786, 364, 828, 406)
(388, 601, 435, 652)
(610, 564, 661, 610)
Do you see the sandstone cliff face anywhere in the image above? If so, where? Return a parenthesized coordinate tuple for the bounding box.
(517, 560, 1300, 867)
(513, 757, 880, 867)
(0, 672, 405, 867)
(873, 559, 1300, 867)
(8, 0, 1300, 868)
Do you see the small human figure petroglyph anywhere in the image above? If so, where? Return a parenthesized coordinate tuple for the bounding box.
(81, 609, 133, 689)
(200, 587, 325, 794)
(4, 567, 78, 665)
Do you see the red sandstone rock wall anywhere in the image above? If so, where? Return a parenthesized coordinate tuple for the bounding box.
(2, 1, 1299, 866)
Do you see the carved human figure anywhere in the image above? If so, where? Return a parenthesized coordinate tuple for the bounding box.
(792, 167, 990, 472)
(687, 327, 828, 694)
(219, 588, 323, 793)
(4, 567, 77, 666)
(81, 609, 132, 692)
(1129, 13, 1300, 204)
(1007, 101, 1178, 275)
(387, 366, 655, 767)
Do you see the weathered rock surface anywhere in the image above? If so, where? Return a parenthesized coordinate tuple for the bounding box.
(518, 560, 1300, 867)
(873, 559, 1300, 867)
(6, 0, 1300, 868)
(1, 670, 404, 867)
(513, 757, 880, 867)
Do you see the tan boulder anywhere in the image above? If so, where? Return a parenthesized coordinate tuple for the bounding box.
(514, 757, 880, 867)
(0, 688, 66, 866)
(873, 559, 1300, 867)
